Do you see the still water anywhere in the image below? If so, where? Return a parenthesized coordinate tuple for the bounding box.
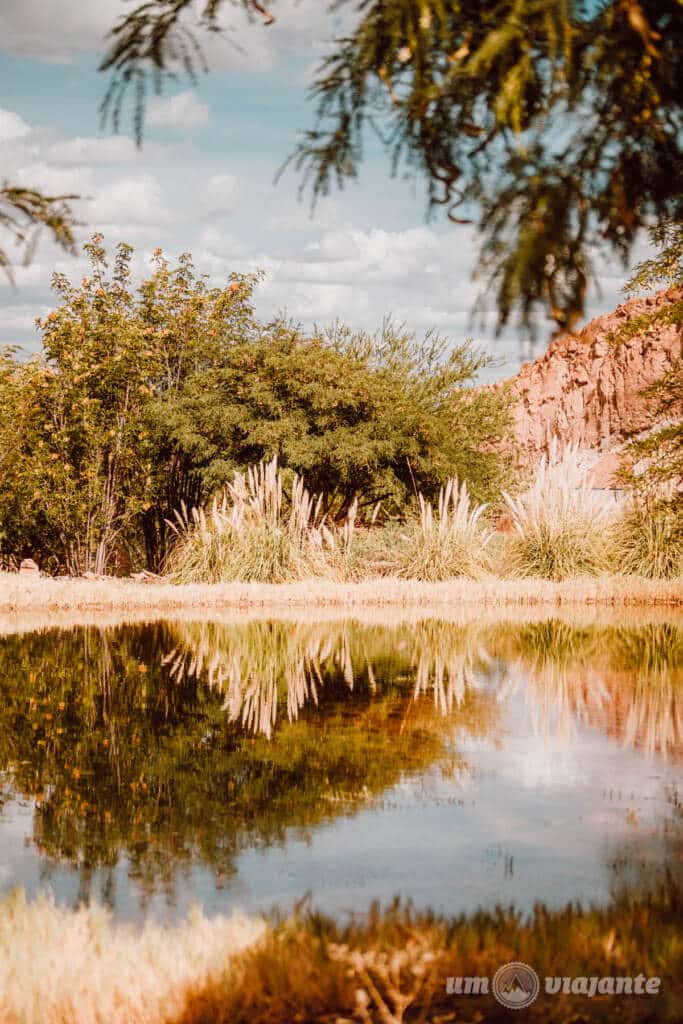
(0, 615, 681, 924)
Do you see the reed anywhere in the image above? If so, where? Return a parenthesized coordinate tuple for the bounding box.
(0, 889, 263, 1024)
(613, 499, 683, 580)
(395, 478, 494, 581)
(166, 457, 342, 584)
(501, 442, 618, 580)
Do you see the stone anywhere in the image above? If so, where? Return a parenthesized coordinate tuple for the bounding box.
(19, 558, 40, 577)
(493, 287, 682, 468)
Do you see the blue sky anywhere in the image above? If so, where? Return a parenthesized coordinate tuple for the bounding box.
(0, 0, 641, 381)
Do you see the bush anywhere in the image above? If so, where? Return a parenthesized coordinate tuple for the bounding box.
(614, 499, 683, 579)
(501, 442, 617, 580)
(395, 478, 493, 581)
(166, 457, 342, 583)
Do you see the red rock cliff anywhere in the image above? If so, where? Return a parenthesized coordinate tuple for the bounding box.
(497, 288, 682, 464)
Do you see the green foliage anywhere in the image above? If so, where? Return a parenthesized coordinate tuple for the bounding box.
(152, 317, 510, 523)
(613, 499, 683, 580)
(99, 1, 683, 333)
(0, 236, 509, 573)
(0, 184, 78, 284)
(616, 221, 682, 508)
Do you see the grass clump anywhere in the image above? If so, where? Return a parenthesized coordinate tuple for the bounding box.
(613, 499, 683, 580)
(396, 478, 493, 580)
(166, 457, 341, 584)
(501, 442, 617, 581)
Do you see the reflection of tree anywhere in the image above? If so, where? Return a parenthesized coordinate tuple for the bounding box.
(0, 622, 496, 907)
(494, 621, 683, 760)
(0, 617, 680, 913)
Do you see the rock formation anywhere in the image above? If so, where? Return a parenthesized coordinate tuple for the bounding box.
(497, 288, 682, 478)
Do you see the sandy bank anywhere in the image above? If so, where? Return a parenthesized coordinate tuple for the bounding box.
(0, 573, 680, 619)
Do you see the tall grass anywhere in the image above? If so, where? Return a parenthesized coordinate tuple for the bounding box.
(0, 889, 263, 1024)
(613, 499, 683, 580)
(166, 457, 343, 583)
(501, 442, 618, 580)
(394, 478, 493, 580)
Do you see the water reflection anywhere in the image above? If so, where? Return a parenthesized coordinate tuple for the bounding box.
(496, 622, 683, 759)
(0, 616, 680, 918)
(164, 620, 494, 736)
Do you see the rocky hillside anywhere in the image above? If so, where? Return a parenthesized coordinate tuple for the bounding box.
(497, 288, 682, 479)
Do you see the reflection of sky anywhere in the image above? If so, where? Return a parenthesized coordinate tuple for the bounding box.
(1, 668, 680, 926)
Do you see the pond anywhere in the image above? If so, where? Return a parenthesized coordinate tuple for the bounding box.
(0, 614, 681, 925)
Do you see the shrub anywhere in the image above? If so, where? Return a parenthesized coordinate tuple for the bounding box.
(501, 442, 617, 580)
(166, 457, 341, 583)
(395, 478, 493, 580)
(614, 499, 683, 579)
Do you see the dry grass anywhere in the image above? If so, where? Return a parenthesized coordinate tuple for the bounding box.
(166, 457, 351, 583)
(2, 887, 680, 1024)
(502, 442, 618, 580)
(395, 478, 493, 580)
(0, 889, 264, 1024)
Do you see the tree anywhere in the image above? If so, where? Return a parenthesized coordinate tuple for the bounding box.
(148, 319, 511, 521)
(0, 184, 79, 283)
(0, 237, 157, 573)
(0, 237, 510, 573)
(99, 0, 682, 333)
(618, 219, 682, 499)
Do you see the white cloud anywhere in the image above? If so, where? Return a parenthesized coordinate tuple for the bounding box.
(147, 91, 210, 131)
(14, 160, 95, 197)
(200, 174, 241, 216)
(90, 174, 172, 229)
(267, 199, 340, 234)
(0, 0, 125, 62)
(45, 136, 138, 166)
(0, 107, 30, 142)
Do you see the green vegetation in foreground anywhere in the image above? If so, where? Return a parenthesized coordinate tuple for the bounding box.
(98, 1, 682, 334)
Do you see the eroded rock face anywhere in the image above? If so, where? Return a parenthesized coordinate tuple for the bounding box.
(497, 288, 682, 465)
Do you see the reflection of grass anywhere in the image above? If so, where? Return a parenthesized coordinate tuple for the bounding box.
(167, 619, 495, 737)
(3, 884, 682, 1024)
(494, 621, 683, 758)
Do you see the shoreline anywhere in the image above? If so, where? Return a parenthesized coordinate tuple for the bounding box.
(0, 573, 680, 619)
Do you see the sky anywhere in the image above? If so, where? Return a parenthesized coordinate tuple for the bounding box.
(0, 0, 643, 382)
